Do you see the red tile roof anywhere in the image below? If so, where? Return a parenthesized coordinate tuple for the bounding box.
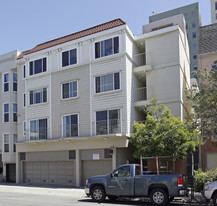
(17, 18, 126, 60)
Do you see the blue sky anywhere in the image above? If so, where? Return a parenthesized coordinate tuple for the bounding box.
(0, 0, 211, 55)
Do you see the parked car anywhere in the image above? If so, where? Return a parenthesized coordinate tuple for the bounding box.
(203, 181, 217, 206)
(85, 164, 188, 206)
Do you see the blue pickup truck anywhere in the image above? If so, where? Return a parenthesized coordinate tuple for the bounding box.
(85, 164, 188, 206)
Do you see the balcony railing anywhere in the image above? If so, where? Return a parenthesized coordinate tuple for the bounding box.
(136, 87, 147, 101)
(134, 52, 146, 67)
(24, 127, 50, 141)
(62, 124, 78, 138)
(93, 119, 121, 136)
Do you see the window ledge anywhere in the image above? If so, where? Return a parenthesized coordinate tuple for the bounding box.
(94, 89, 122, 96)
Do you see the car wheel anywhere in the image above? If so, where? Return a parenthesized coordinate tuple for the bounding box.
(213, 193, 217, 206)
(150, 188, 168, 206)
(108, 195, 118, 201)
(91, 186, 106, 202)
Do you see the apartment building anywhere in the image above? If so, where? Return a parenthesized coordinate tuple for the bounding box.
(9, 16, 190, 187)
(0, 50, 20, 182)
(198, 23, 217, 170)
(149, 3, 201, 78)
(211, 0, 217, 24)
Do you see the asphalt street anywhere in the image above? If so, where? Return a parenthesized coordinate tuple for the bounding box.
(0, 184, 212, 206)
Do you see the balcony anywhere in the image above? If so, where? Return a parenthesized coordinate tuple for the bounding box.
(134, 52, 146, 67)
(136, 87, 147, 101)
(24, 127, 50, 141)
(93, 119, 121, 136)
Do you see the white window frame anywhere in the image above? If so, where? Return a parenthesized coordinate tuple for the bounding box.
(23, 121, 26, 136)
(13, 103, 17, 122)
(62, 113, 79, 138)
(29, 87, 47, 105)
(94, 72, 121, 94)
(3, 134, 9, 153)
(29, 57, 47, 76)
(94, 36, 120, 59)
(13, 72, 17, 92)
(61, 48, 77, 68)
(29, 118, 48, 140)
(3, 73, 9, 92)
(3, 103, 9, 123)
(13, 134, 17, 153)
(61, 80, 78, 100)
(95, 108, 122, 135)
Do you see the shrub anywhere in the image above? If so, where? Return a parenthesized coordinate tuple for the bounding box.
(194, 168, 217, 192)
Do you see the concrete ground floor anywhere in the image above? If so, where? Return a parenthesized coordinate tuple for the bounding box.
(14, 135, 133, 187)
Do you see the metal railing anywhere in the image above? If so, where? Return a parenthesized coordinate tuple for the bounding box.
(134, 52, 146, 67)
(25, 127, 50, 141)
(93, 119, 121, 135)
(62, 124, 78, 138)
(136, 87, 147, 101)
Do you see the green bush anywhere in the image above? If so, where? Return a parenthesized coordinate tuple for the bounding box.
(194, 168, 217, 192)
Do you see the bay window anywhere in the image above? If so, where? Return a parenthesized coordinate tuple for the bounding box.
(30, 88, 47, 105)
(95, 72, 120, 93)
(95, 37, 119, 58)
(29, 57, 47, 76)
(96, 109, 121, 135)
(62, 49, 77, 67)
(62, 114, 78, 137)
(62, 81, 77, 99)
(30, 119, 47, 140)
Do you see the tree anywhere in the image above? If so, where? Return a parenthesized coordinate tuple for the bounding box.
(186, 68, 217, 140)
(131, 99, 201, 160)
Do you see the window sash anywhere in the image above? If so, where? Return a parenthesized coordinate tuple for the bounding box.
(4, 134, 9, 153)
(95, 72, 120, 93)
(62, 81, 77, 99)
(13, 134, 17, 153)
(4, 73, 9, 92)
(13, 103, 17, 122)
(63, 114, 78, 137)
(62, 49, 77, 67)
(95, 37, 119, 58)
(30, 119, 47, 140)
(29, 58, 47, 76)
(4, 104, 9, 122)
(30, 88, 47, 105)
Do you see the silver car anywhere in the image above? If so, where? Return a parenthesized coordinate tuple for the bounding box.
(203, 181, 217, 206)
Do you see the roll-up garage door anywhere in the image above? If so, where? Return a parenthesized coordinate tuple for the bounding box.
(82, 160, 112, 185)
(207, 153, 217, 170)
(23, 161, 75, 185)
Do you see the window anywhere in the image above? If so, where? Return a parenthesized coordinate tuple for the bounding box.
(192, 32, 196, 38)
(63, 114, 78, 137)
(62, 81, 78, 99)
(23, 93, 26, 107)
(4, 134, 9, 153)
(193, 65, 198, 70)
(13, 134, 17, 153)
(4, 73, 9, 92)
(29, 58, 47, 76)
(95, 72, 120, 93)
(95, 36, 119, 58)
(23, 121, 26, 136)
(215, 2, 217, 10)
(30, 119, 47, 140)
(62, 49, 77, 67)
(4, 103, 9, 122)
(13, 73, 17, 91)
(30, 88, 47, 105)
(193, 55, 197, 60)
(13, 103, 17, 122)
(193, 43, 197, 49)
(192, 22, 196, 28)
(96, 109, 120, 135)
(113, 166, 131, 177)
(23, 65, 26, 78)
(216, 13, 217, 20)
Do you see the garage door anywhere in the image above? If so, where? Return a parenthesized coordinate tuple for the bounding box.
(207, 153, 217, 170)
(23, 161, 75, 185)
(82, 160, 112, 185)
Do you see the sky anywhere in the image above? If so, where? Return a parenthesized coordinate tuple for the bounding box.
(0, 0, 211, 55)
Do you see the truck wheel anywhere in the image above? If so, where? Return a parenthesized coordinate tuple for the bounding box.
(91, 186, 106, 202)
(213, 193, 217, 206)
(150, 188, 168, 206)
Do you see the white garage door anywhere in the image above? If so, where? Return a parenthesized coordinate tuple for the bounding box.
(207, 153, 217, 170)
(23, 161, 75, 185)
(82, 160, 112, 185)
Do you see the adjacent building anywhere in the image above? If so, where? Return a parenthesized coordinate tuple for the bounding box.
(198, 23, 217, 170)
(0, 50, 20, 182)
(149, 3, 201, 78)
(211, 0, 217, 24)
(0, 16, 190, 186)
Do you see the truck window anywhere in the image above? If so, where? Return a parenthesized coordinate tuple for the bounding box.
(135, 166, 141, 175)
(113, 166, 130, 177)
